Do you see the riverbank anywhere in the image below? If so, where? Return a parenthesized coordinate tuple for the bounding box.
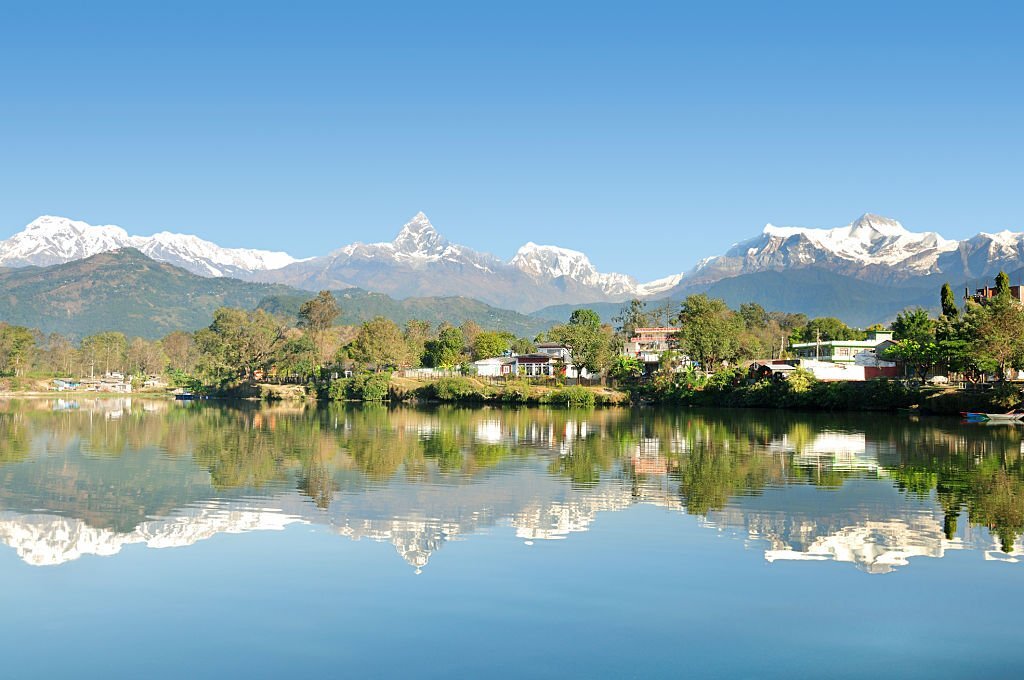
(632, 374, 1022, 415)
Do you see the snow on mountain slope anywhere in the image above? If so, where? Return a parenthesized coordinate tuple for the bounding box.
(511, 242, 639, 296)
(759, 213, 957, 268)
(260, 212, 684, 310)
(683, 213, 979, 287)
(335, 212, 500, 273)
(0, 215, 302, 277)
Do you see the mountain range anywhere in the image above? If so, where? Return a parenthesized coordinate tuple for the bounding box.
(0, 249, 553, 338)
(1, 211, 1023, 332)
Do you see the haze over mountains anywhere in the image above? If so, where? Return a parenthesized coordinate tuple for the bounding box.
(1, 211, 1023, 332)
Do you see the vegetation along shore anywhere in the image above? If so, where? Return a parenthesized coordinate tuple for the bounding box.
(1, 273, 1022, 414)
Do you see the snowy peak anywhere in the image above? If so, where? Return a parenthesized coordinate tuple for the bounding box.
(755, 213, 957, 271)
(849, 213, 908, 239)
(511, 242, 641, 296)
(392, 212, 448, 255)
(0, 215, 302, 277)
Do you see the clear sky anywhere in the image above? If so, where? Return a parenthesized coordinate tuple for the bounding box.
(0, 1, 1021, 281)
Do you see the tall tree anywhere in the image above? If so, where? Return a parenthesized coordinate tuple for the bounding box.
(403, 320, 432, 368)
(349, 317, 411, 370)
(472, 331, 512, 360)
(549, 308, 614, 379)
(940, 282, 959, 319)
(80, 332, 127, 377)
(891, 307, 935, 345)
(966, 295, 1024, 379)
(162, 331, 200, 374)
(423, 326, 465, 368)
(0, 325, 37, 377)
(196, 308, 283, 381)
(673, 295, 742, 372)
(298, 291, 340, 365)
(995, 270, 1012, 298)
(613, 299, 650, 339)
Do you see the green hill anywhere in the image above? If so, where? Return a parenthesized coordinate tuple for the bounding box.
(258, 290, 552, 338)
(0, 249, 300, 338)
(0, 249, 554, 339)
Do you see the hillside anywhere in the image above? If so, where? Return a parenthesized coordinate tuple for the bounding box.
(0, 249, 300, 338)
(258, 290, 552, 338)
(700, 268, 938, 326)
(0, 249, 554, 339)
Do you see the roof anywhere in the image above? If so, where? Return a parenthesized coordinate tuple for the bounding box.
(516, 353, 555, 363)
(474, 357, 514, 365)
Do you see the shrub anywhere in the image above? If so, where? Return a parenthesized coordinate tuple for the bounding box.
(419, 377, 488, 402)
(327, 378, 351, 401)
(500, 380, 533, 404)
(544, 385, 596, 407)
(357, 372, 391, 401)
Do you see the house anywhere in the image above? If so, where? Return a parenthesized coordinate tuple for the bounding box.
(532, 343, 599, 380)
(513, 353, 558, 377)
(748, 360, 798, 381)
(473, 357, 515, 377)
(797, 359, 867, 381)
(622, 327, 681, 373)
(52, 378, 81, 391)
(790, 330, 894, 364)
(143, 375, 169, 390)
(966, 284, 1024, 304)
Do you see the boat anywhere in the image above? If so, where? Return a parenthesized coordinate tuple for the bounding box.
(175, 391, 198, 401)
(961, 410, 1024, 422)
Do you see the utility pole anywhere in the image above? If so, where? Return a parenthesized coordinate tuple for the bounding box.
(815, 328, 821, 361)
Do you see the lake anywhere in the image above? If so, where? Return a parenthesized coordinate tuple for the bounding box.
(0, 398, 1022, 678)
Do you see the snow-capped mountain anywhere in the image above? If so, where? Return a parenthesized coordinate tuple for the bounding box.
(0, 215, 302, 277)
(256, 212, 680, 312)
(676, 213, 1024, 289)
(684, 213, 963, 285)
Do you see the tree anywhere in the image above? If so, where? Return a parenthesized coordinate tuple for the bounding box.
(80, 332, 127, 377)
(275, 331, 317, 381)
(674, 295, 742, 372)
(892, 307, 935, 345)
(459, 320, 482, 349)
(940, 282, 959, 319)
(613, 299, 651, 339)
(196, 308, 283, 381)
(423, 326, 465, 368)
(40, 333, 77, 376)
(996, 270, 1012, 298)
(126, 337, 167, 376)
(965, 295, 1024, 380)
(794, 317, 862, 342)
(472, 331, 512, 360)
(739, 303, 769, 330)
(881, 339, 939, 379)
(403, 320, 432, 368)
(509, 336, 537, 355)
(549, 309, 611, 380)
(608, 355, 644, 382)
(298, 291, 340, 365)
(0, 325, 37, 377)
(349, 317, 412, 370)
(162, 331, 200, 374)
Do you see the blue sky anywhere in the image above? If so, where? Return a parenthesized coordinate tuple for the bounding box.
(0, 1, 1021, 280)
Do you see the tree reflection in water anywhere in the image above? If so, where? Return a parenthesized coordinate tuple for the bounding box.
(0, 399, 1023, 569)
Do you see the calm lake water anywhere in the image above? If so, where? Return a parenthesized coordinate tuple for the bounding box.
(1, 398, 1022, 678)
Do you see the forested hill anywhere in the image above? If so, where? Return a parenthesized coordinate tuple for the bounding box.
(257, 291, 552, 338)
(0, 248, 554, 339)
(0, 249, 300, 338)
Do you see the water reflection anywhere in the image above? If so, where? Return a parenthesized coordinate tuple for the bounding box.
(0, 398, 1022, 573)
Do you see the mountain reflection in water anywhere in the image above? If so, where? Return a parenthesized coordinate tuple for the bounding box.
(0, 397, 1022, 573)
